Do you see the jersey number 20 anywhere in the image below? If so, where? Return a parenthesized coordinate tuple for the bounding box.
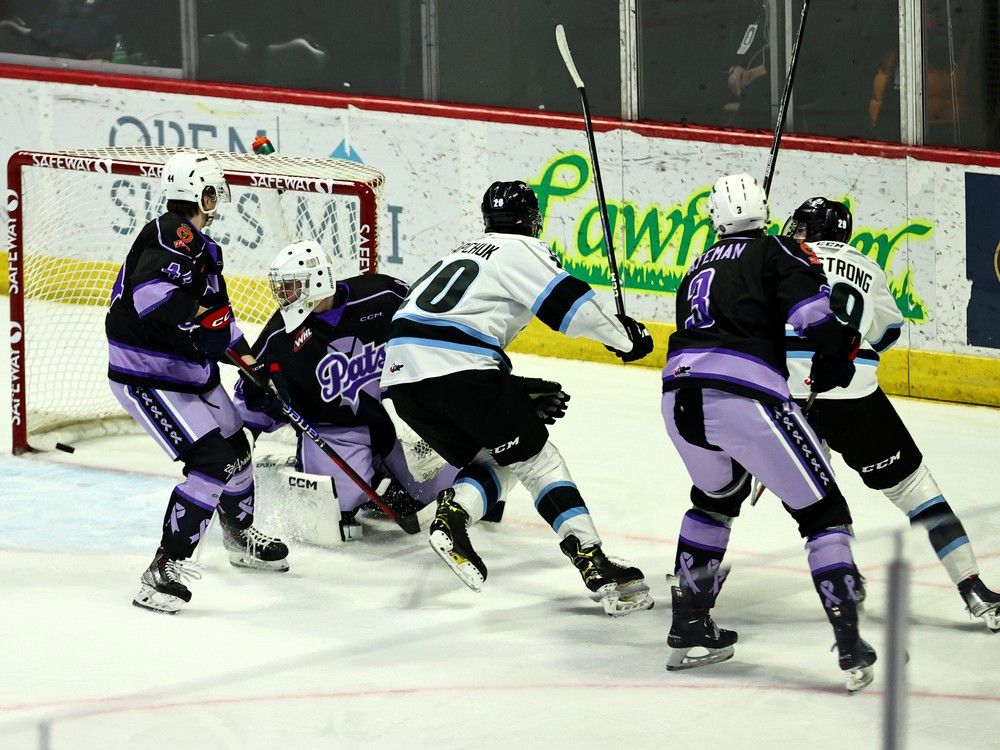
(413, 259, 481, 313)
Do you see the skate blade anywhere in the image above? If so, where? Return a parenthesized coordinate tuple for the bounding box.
(429, 530, 484, 593)
(228, 552, 290, 572)
(132, 585, 183, 615)
(592, 582, 654, 617)
(666, 645, 735, 671)
(845, 664, 875, 693)
(977, 608, 1000, 633)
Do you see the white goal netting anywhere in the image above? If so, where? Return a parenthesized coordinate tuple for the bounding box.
(8, 147, 385, 452)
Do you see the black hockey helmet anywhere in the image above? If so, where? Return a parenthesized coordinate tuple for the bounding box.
(482, 181, 542, 237)
(782, 197, 853, 243)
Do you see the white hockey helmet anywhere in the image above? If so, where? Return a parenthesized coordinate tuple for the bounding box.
(708, 173, 769, 236)
(268, 241, 338, 332)
(162, 152, 230, 217)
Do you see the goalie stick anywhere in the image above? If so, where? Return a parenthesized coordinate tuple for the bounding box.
(555, 23, 626, 318)
(762, 0, 811, 197)
(227, 349, 421, 535)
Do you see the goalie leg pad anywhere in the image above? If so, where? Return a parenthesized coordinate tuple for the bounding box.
(254, 454, 343, 547)
(298, 425, 377, 514)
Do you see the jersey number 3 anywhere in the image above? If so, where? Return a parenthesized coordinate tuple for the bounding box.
(684, 269, 716, 329)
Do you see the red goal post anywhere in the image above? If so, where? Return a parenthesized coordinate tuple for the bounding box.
(7, 147, 385, 454)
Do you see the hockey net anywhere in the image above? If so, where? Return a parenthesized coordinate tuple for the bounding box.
(7, 147, 385, 454)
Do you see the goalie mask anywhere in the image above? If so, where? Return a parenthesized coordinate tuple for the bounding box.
(782, 197, 853, 243)
(481, 181, 542, 237)
(268, 241, 337, 332)
(707, 173, 769, 236)
(162, 152, 231, 219)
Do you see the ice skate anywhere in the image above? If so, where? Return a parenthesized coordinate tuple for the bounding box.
(221, 517, 290, 571)
(428, 489, 487, 592)
(832, 620, 877, 693)
(835, 637, 877, 693)
(132, 547, 201, 615)
(559, 535, 654, 617)
(666, 586, 737, 670)
(958, 575, 1000, 633)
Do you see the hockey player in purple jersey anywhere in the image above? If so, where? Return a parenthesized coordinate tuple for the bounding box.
(661, 173, 875, 691)
(235, 242, 458, 537)
(107, 152, 288, 615)
(383, 181, 656, 617)
(783, 197, 1000, 632)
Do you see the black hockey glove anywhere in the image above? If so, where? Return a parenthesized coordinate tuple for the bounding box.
(191, 304, 233, 359)
(240, 361, 291, 421)
(607, 314, 654, 363)
(519, 377, 570, 425)
(807, 329, 862, 393)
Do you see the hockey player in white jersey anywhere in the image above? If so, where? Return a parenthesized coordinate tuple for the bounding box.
(382, 180, 655, 616)
(784, 197, 1000, 631)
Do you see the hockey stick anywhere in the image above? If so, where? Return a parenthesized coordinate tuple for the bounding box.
(226, 350, 421, 535)
(761, 0, 811, 197)
(555, 23, 626, 318)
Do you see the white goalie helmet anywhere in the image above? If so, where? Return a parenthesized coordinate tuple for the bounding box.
(162, 152, 231, 216)
(268, 241, 338, 332)
(708, 172, 769, 236)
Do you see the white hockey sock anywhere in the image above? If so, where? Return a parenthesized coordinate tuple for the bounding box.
(451, 450, 518, 524)
(508, 442, 601, 548)
(884, 463, 978, 584)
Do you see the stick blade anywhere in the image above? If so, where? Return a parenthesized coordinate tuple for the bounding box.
(555, 23, 585, 89)
(397, 512, 421, 535)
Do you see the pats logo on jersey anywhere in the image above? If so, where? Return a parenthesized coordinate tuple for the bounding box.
(316, 339, 386, 408)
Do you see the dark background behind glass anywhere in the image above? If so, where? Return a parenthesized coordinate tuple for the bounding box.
(437, 0, 619, 116)
(0, 0, 180, 67)
(638, 0, 900, 142)
(196, 0, 423, 97)
(3, 1, 1000, 151)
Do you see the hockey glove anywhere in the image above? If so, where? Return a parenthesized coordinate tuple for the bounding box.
(240, 361, 291, 421)
(607, 314, 654, 363)
(807, 329, 861, 393)
(191, 304, 233, 359)
(519, 377, 570, 425)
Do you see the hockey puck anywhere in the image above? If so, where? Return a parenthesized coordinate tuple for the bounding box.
(55, 443, 76, 454)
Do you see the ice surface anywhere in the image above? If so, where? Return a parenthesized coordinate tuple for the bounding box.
(2, 307, 999, 749)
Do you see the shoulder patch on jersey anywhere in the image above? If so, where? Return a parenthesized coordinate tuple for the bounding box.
(799, 242, 822, 266)
(292, 326, 313, 352)
(170, 223, 198, 252)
